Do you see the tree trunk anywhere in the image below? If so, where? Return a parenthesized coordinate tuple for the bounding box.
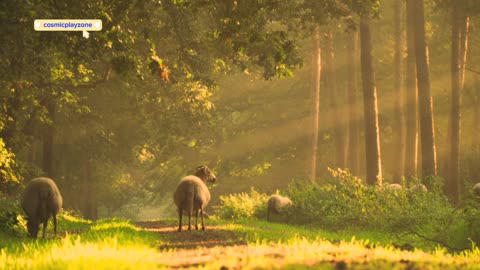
(448, 6, 469, 202)
(474, 90, 480, 147)
(310, 26, 321, 182)
(82, 160, 98, 220)
(324, 30, 345, 169)
(412, 0, 437, 185)
(393, 0, 406, 181)
(405, 0, 418, 179)
(360, 16, 383, 185)
(42, 101, 55, 178)
(346, 30, 360, 176)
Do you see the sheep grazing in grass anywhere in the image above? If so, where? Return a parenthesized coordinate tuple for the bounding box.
(386, 183, 403, 191)
(267, 194, 292, 221)
(410, 184, 428, 193)
(21, 177, 63, 238)
(173, 166, 217, 232)
(473, 183, 480, 197)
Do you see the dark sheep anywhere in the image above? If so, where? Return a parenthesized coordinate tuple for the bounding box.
(473, 182, 480, 197)
(173, 166, 217, 231)
(21, 177, 63, 238)
(267, 194, 292, 221)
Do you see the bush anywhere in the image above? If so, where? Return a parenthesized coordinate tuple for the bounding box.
(286, 170, 455, 233)
(461, 189, 480, 245)
(0, 192, 26, 235)
(214, 169, 479, 250)
(215, 187, 269, 220)
(285, 169, 379, 228)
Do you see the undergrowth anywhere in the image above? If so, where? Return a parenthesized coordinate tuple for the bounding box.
(215, 168, 480, 252)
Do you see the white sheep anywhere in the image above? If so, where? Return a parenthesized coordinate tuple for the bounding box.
(386, 183, 403, 191)
(267, 194, 292, 221)
(173, 166, 217, 231)
(473, 182, 480, 197)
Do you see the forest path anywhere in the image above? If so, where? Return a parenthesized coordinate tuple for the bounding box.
(133, 220, 473, 269)
(135, 219, 336, 269)
(135, 220, 247, 250)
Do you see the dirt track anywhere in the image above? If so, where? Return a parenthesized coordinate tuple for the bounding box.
(135, 220, 247, 250)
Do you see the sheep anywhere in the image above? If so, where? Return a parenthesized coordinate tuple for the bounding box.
(173, 166, 217, 232)
(267, 194, 292, 221)
(410, 184, 428, 193)
(21, 177, 63, 238)
(473, 182, 480, 197)
(385, 183, 403, 191)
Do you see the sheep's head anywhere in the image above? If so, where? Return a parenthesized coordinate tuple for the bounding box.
(195, 166, 217, 184)
(26, 218, 39, 238)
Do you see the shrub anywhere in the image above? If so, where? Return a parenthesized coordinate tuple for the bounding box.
(285, 168, 377, 228)
(285, 169, 455, 234)
(0, 192, 25, 235)
(215, 187, 269, 220)
(214, 169, 479, 250)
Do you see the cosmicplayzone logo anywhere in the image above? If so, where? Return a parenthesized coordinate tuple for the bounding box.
(34, 19, 102, 31)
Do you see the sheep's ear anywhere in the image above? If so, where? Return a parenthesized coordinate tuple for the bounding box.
(196, 166, 207, 174)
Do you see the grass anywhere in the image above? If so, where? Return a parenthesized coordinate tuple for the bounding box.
(1, 214, 479, 269)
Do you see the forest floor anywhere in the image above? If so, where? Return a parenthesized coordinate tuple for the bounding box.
(1, 216, 480, 269)
(134, 219, 480, 269)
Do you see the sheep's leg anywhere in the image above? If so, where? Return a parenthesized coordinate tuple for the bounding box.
(177, 207, 183, 232)
(52, 212, 57, 236)
(195, 210, 199, 230)
(187, 211, 192, 231)
(200, 207, 205, 231)
(267, 208, 270, 221)
(42, 217, 49, 238)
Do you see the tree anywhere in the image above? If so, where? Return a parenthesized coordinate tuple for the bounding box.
(310, 27, 321, 182)
(324, 29, 346, 169)
(448, 3, 469, 202)
(412, 0, 438, 184)
(393, 0, 405, 181)
(359, 15, 383, 185)
(346, 30, 360, 176)
(404, 0, 418, 179)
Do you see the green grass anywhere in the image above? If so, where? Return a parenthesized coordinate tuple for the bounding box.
(1, 215, 480, 269)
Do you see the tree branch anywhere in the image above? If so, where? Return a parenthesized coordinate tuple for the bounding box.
(466, 67, 480, 75)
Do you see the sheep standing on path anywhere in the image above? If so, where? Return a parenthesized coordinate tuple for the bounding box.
(21, 177, 63, 238)
(267, 194, 292, 221)
(173, 166, 217, 232)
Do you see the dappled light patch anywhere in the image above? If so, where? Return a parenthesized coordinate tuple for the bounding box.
(136, 220, 247, 249)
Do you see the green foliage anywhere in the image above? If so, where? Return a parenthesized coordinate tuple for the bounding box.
(285, 169, 454, 231)
(215, 187, 269, 219)
(460, 190, 480, 245)
(0, 138, 19, 183)
(0, 193, 23, 235)
(269, 169, 480, 250)
(214, 169, 460, 250)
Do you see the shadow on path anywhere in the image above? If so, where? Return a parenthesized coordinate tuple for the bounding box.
(136, 220, 247, 250)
